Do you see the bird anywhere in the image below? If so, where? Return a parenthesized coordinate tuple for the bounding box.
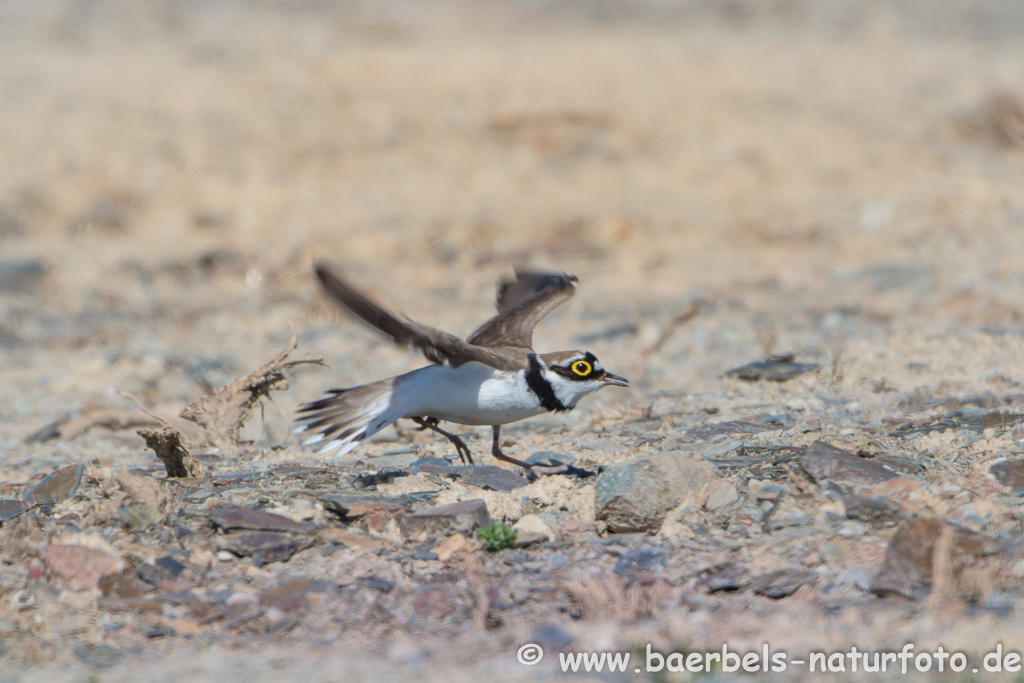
(294, 263, 629, 470)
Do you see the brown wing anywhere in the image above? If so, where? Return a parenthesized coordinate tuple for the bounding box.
(466, 270, 578, 350)
(314, 263, 521, 370)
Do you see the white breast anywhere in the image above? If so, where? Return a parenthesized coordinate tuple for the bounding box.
(395, 362, 545, 426)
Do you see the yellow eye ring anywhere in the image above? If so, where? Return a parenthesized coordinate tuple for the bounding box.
(572, 360, 592, 376)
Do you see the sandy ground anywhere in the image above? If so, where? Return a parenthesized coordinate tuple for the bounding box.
(2, 0, 1024, 680)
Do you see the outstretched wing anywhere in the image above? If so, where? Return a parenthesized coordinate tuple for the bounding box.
(466, 270, 578, 350)
(314, 263, 520, 370)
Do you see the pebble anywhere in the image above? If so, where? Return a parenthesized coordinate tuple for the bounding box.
(398, 499, 490, 543)
(705, 480, 740, 510)
(23, 464, 85, 505)
(513, 514, 554, 543)
(821, 540, 851, 563)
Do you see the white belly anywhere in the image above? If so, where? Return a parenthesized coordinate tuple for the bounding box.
(395, 362, 545, 426)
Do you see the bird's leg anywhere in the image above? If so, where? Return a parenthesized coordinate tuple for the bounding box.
(490, 425, 569, 475)
(411, 417, 474, 465)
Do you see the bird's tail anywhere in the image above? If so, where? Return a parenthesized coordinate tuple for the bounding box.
(294, 379, 401, 457)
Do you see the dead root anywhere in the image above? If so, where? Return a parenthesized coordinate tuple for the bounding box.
(180, 327, 324, 449)
(137, 426, 203, 478)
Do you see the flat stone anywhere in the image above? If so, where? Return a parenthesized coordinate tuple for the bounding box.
(530, 623, 574, 651)
(836, 566, 872, 591)
(321, 493, 417, 518)
(262, 578, 334, 613)
(513, 514, 554, 543)
(799, 441, 899, 491)
(705, 480, 740, 510)
(991, 460, 1024, 496)
(746, 567, 816, 598)
(114, 503, 162, 530)
(614, 547, 667, 584)
(841, 491, 903, 525)
(398, 499, 490, 543)
(696, 565, 748, 593)
(23, 464, 84, 505)
(595, 449, 716, 533)
(0, 499, 30, 522)
(210, 504, 307, 533)
(216, 531, 298, 564)
(870, 518, 1003, 600)
(526, 451, 576, 467)
(0, 259, 45, 293)
(319, 527, 397, 552)
(73, 643, 122, 668)
(725, 355, 817, 382)
(685, 420, 779, 442)
(515, 532, 548, 548)
(42, 544, 126, 592)
(456, 465, 529, 491)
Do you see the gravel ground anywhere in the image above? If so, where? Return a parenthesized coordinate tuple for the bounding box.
(2, 1, 1024, 681)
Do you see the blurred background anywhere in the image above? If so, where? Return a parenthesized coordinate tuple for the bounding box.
(1, 0, 1023, 446)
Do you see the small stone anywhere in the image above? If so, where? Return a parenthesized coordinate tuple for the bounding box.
(685, 420, 778, 442)
(614, 547, 667, 585)
(821, 540, 850, 563)
(23, 464, 84, 505)
(595, 449, 716, 533)
(515, 532, 548, 548)
(224, 592, 262, 628)
(0, 499, 30, 522)
(724, 355, 817, 382)
(42, 544, 126, 592)
(746, 567, 816, 599)
(705, 480, 740, 510)
(0, 259, 45, 293)
(991, 459, 1024, 496)
(319, 528, 396, 552)
(262, 578, 333, 613)
(398, 499, 490, 543)
(433, 532, 475, 561)
(836, 566, 872, 591)
(73, 643, 122, 668)
(526, 451, 575, 467)
(456, 466, 529, 491)
(155, 555, 187, 577)
(530, 624, 574, 651)
(870, 518, 1003, 600)
(320, 493, 416, 518)
(413, 548, 439, 561)
(210, 504, 307, 533)
(216, 531, 298, 564)
(114, 502, 162, 530)
(696, 565, 748, 593)
(799, 441, 899, 491)
(512, 514, 554, 543)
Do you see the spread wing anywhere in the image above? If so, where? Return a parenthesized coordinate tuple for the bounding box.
(466, 270, 578, 350)
(314, 263, 521, 370)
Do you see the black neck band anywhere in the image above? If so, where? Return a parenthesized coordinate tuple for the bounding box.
(526, 355, 568, 413)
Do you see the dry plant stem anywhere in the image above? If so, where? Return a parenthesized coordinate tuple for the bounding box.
(137, 426, 203, 478)
(643, 302, 699, 357)
(180, 327, 325, 448)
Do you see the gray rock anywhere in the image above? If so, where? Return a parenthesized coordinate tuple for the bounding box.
(23, 464, 84, 505)
(530, 623, 574, 651)
(398, 499, 490, 542)
(705, 480, 740, 510)
(595, 449, 716, 532)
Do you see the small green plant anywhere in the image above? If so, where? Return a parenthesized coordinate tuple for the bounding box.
(476, 522, 517, 552)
